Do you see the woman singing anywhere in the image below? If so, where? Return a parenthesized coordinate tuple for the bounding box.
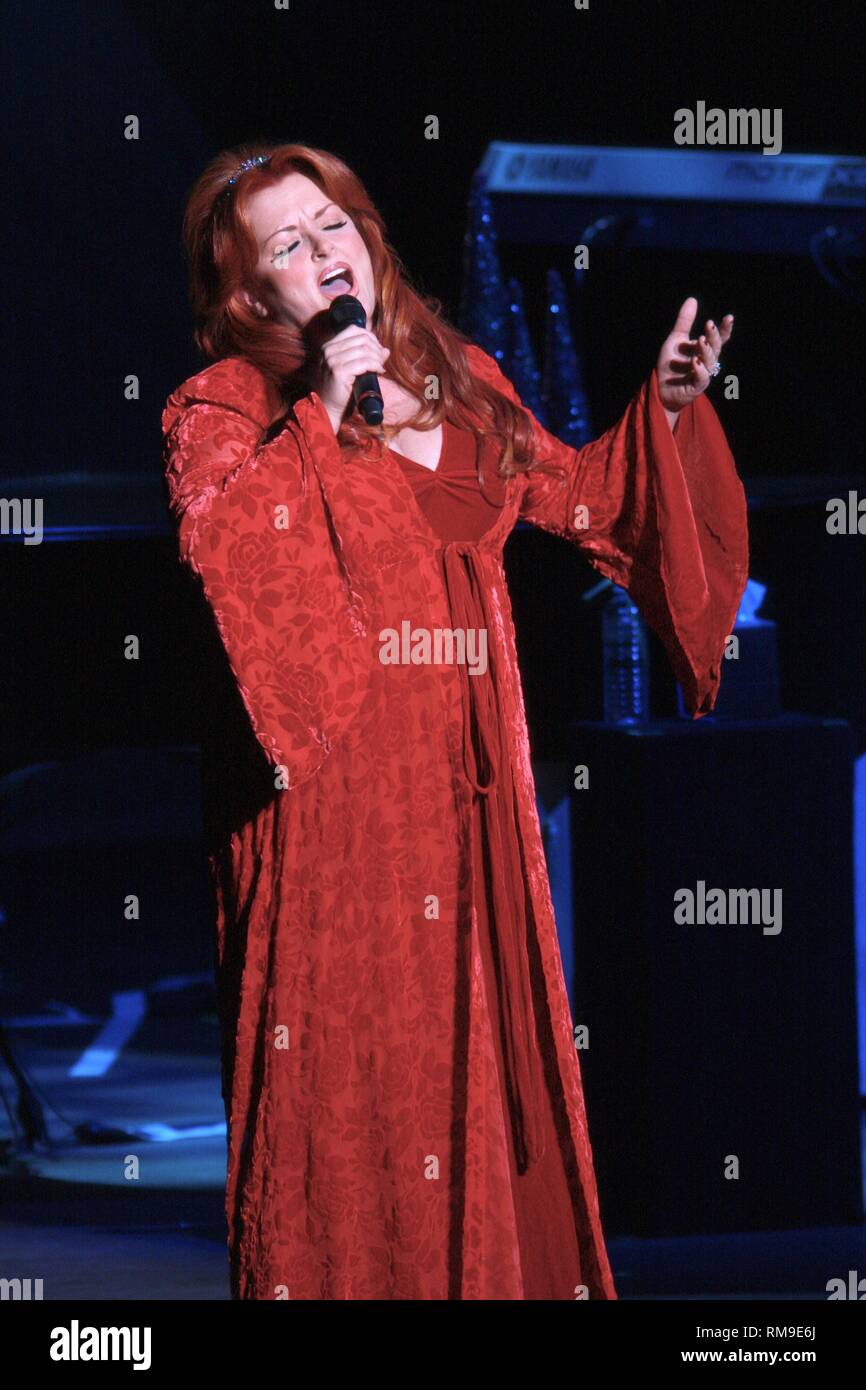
(161, 142, 748, 1300)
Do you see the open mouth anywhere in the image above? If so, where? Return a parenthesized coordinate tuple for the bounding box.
(318, 264, 355, 300)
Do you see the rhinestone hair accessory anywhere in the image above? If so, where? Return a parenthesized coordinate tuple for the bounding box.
(220, 153, 271, 199)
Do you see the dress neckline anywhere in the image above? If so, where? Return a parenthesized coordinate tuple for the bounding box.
(384, 419, 447, 474)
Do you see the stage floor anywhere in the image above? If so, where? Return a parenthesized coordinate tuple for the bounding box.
(2, 1011, 864, 1300)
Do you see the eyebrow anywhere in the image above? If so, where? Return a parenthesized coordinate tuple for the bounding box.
(263, 203, 340, 246)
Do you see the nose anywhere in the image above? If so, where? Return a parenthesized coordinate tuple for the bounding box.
(310, 229, 334, 256)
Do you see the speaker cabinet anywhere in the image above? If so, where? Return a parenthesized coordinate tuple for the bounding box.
(538, 714, 862, 1236)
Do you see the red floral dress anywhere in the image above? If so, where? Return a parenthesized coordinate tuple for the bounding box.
(161, 344, 748, 1300)
(385, 418, 595, 1296)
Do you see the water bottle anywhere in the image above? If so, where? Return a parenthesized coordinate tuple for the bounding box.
(602, 584, 649, 724)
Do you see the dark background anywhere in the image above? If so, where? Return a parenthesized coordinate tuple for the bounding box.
(6, 0, 866, 480)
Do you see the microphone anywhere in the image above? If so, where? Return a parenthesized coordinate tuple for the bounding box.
(327, 294, 384, 425)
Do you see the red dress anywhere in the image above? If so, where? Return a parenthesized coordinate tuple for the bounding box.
(161, 344, 749, 1300)
(386, 419, 592, 1297)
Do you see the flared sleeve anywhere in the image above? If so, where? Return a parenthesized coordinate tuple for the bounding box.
(466, 345, 749, 716)
(161, 356, 372, 786)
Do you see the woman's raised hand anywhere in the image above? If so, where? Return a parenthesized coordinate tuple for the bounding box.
(318, 325, 390, 431)
(656, 297, 734, 415)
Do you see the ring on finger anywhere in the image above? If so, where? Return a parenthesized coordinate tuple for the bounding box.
(699, 338, 721, 377)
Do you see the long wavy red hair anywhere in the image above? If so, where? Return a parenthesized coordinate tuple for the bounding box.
(181, 141, 536, 477)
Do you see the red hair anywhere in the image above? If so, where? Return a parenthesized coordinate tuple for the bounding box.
(180, 141, 536, 476)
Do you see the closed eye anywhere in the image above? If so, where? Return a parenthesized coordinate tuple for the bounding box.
(271, 221, 347, 262)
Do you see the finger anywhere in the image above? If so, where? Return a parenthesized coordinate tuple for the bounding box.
(718, 313, 734, 346)
(328, 331, 389, 356)
(329, 323, 368, 342)
(328, 340, 389, 359)
(667, 357, 695, 379)
(669, 341, 698, 365)
(323, 359, 389, 388)
(327, 327, 387, 346)
(671, 296, 698, 337)
(703, 319, 723, 358)
(694, 334, 716, 373)
(325, 340, 390, 367)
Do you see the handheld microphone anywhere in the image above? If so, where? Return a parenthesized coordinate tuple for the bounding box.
(327, 294, 384, 425)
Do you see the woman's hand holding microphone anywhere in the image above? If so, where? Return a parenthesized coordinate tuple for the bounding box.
(317, 325, 390, 434)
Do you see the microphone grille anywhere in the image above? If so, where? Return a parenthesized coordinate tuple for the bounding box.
(328, 294, 366, 329)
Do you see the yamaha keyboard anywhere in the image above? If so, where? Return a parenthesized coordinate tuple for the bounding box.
(479, 142, 866, 254)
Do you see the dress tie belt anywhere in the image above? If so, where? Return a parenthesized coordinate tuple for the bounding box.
(440, 540, 546, 1171)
